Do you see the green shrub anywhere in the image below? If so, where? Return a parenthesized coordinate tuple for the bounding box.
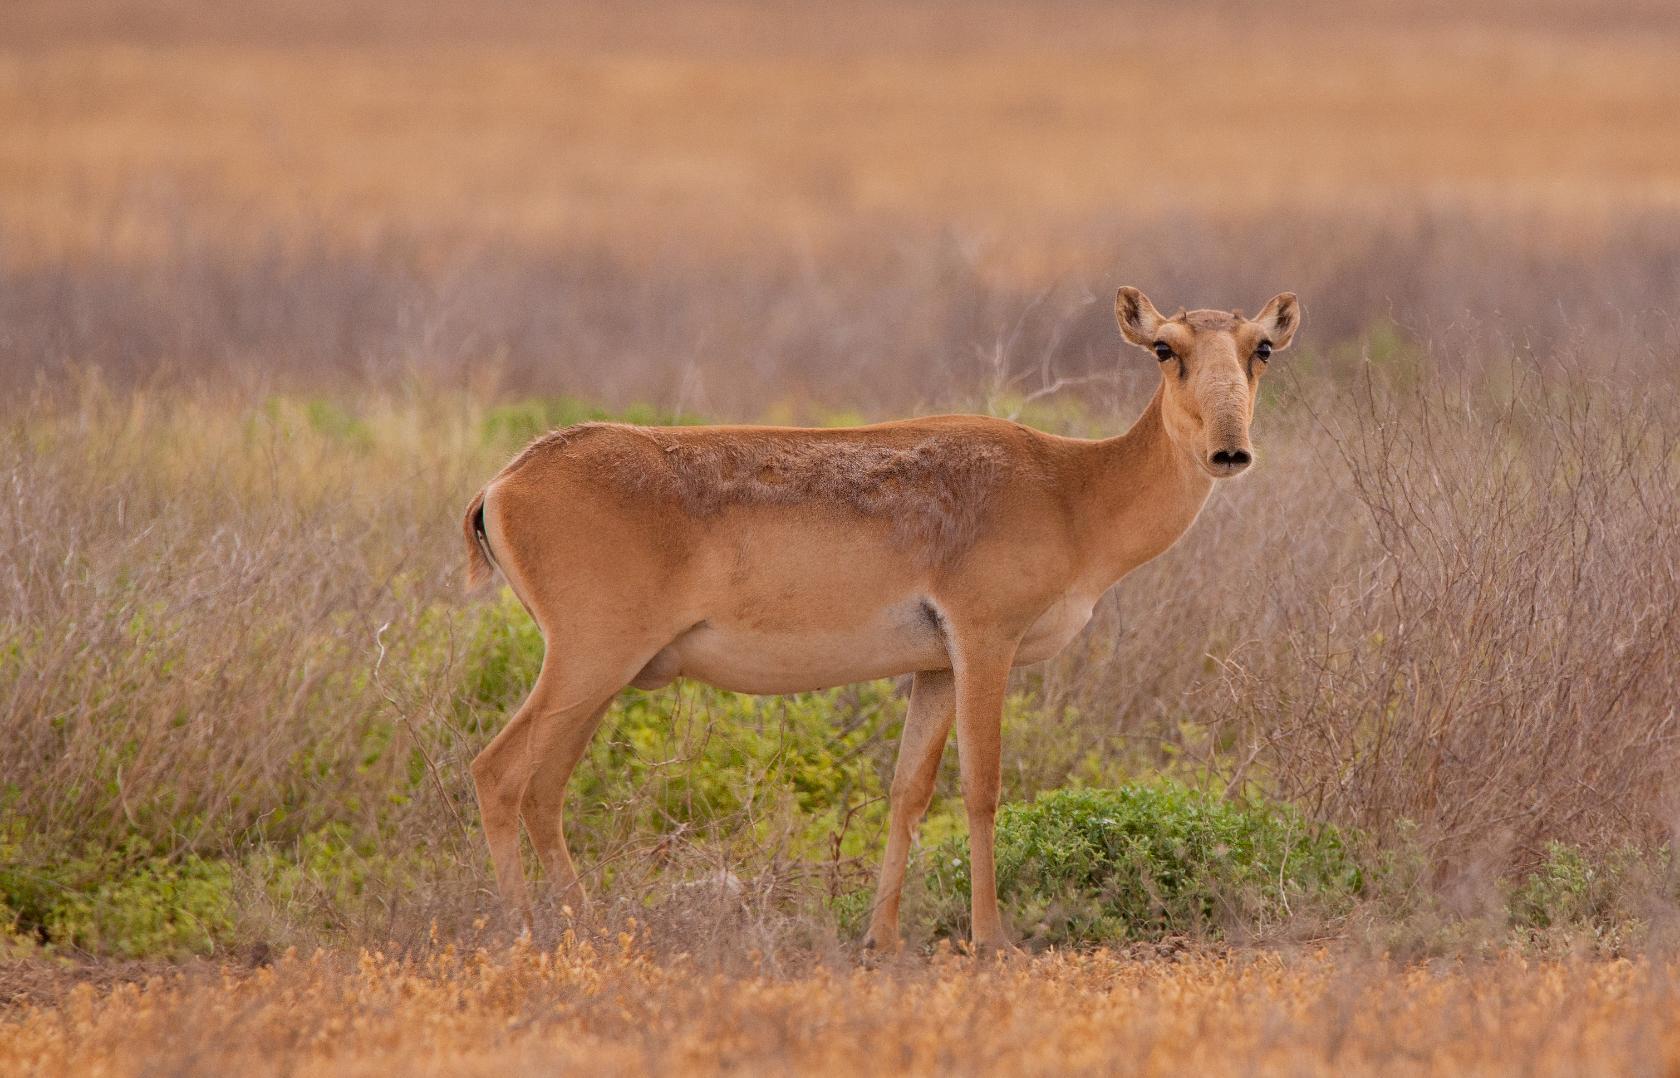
(0, 831, 236, 958)
(917, 783, 1362, 946)
(1509, 842, 1596, 930)
(1507, 841, 1656, 934)
(458, 589, 545, 717)
(570, 683, 901, 866)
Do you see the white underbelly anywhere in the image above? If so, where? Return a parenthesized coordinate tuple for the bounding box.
(663, 601, 950, 695)
(632, 590, 1096, 695)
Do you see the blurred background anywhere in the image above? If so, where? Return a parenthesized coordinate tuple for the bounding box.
(3, 1, 1679, 959)
(5, 0, 1680, 409)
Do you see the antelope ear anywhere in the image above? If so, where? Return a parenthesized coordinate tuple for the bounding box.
(1254, 292, 1301, 350)
(1115, 287, 1167, 347)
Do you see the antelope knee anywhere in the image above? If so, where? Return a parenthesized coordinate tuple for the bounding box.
(891, 773, 936, 813)
(471, 757, 523, 816)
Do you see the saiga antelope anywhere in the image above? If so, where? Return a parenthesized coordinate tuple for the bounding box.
(461, 287, 1300, 954)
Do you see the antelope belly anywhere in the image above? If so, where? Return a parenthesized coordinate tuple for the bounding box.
(671, 598, 949, 694)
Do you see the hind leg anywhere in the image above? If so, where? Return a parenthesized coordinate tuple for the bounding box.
(520, 698, 614, 907)
(864, 669, 956, 953)
(471, 651, 629, 926)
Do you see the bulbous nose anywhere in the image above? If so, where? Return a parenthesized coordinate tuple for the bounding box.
(1208, 448, 1252, 476)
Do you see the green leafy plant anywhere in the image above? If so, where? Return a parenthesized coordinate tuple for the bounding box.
(1507, 841, 1660, 935)
(0, 831, 236, 958)
(916, 783, 1362, 946)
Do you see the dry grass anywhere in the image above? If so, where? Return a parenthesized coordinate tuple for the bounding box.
(5, 0, 1680, 265)
(8, 204, 1680, 414)
(6, 0, 1680, 409)
(7, 942, 1680, 1075)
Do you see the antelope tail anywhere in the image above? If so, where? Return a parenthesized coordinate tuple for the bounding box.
(463, 489, 495, 589)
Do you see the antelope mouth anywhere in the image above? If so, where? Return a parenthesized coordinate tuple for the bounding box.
(1204, 448, 1253, 478)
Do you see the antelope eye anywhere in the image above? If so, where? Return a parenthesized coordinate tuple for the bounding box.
(1255, 340, 1273, 361)
(1153, 341, 1174, 362)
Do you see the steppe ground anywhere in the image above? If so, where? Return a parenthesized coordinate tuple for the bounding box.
(5, 1, 1680, 1073)
(10, 946, 1680, 1075)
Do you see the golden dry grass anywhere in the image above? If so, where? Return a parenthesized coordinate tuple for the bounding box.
(6, 942, 1680, 1075)
(4, 0, 1680, 275)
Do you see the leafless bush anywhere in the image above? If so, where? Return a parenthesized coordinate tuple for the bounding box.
(0, 388, 484, 873)
(1215, 371, 1680, 863)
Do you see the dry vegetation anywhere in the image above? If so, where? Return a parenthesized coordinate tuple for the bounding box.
(5, 0, 1680, 1071)
(9, 943, 1680, 1075)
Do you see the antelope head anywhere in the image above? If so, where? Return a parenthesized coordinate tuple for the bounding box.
(1115, 286, 1300, 478)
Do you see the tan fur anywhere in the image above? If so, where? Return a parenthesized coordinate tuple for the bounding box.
(496, 421, 1012, 568)
(461, 287, 1301, 954)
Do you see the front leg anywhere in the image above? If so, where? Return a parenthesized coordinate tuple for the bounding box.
(951, 640, 1019, 956)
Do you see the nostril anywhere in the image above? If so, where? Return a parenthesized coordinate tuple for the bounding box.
(1210, 449, 1252, 470)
